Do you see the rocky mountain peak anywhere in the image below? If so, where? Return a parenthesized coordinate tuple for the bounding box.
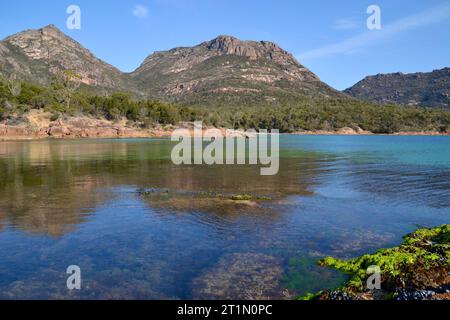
(205, 35, 241, 52)
(202, 35, 297, 66)
(42, 24, 59, 31)
(131, 34, 327, 103)
(4, 24, 85, 61)
(1, 24, 61, 41)
(1, 25, 124, 89)
(40, 24, 67, 38)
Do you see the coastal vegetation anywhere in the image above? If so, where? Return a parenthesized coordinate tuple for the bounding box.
(300, 225, 450, 300)
(1, 76, 450, 134)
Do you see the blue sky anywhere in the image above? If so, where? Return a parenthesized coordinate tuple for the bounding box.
(0, 0, 449, 90)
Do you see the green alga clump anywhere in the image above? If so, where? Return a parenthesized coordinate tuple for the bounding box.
(230, 194, 254, 201)
(229, 194, 273, 201)
(298, 291, 324, 301)
(138, 189, 274, 202)
(311, 225, 450, 298)
(403, 224, 450, 246)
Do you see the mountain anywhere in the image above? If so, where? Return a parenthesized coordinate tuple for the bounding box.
(0, 25, 345, 107)
(130, 35, 342, 106)
(345, 68, 450, 108)
(0, 25, 128, 91)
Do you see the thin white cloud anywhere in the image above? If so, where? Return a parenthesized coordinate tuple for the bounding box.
(133, 5, 149, 19)
(299, 3, 450, 61)
(332, 19, 358, 30)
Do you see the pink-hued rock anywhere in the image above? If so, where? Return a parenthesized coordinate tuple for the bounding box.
(0, 124, 7, 135)
(1, 110, 449, 141)
(48, 125, 70, 137)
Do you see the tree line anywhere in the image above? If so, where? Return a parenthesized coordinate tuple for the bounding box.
(1, 72, 449, 133)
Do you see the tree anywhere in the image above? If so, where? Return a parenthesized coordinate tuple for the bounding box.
(6, 74, 21, 98)
(52, 70, 82, 111)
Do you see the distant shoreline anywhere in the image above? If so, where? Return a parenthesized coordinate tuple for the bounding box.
(1, 126, 449, 141)
(1, 110, 448, 141)
(289, 131, 450, 136)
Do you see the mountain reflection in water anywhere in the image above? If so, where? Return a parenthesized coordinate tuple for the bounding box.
(0, 136, 448, 299)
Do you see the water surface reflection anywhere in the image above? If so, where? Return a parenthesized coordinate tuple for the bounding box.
(0, 137, 448, 299)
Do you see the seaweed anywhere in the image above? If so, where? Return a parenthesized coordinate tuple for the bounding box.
(299, 225, 450, 300)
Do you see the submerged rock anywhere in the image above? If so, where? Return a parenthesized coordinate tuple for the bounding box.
(192, 253, 285, 300)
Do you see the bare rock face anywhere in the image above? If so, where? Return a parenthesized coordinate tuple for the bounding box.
(0, 124, 35, 138)
(206, 35, 267, 61)
(205, 35, 298, 67)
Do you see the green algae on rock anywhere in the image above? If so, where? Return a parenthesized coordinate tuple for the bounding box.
(301, 225, 450, 300)
(230, 194, 273, 201)
(137, 189, 274, 203)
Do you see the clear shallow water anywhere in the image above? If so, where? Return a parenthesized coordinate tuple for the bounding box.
(0, 136, 448, 299)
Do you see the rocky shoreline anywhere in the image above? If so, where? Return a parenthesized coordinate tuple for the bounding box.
(0, 111, 449, 141)
(291, 129, 450, 136)
(300, 225, 450, 301)
(0, 110, 169, 140)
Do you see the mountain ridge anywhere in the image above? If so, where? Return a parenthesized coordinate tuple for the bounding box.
(0, 25, 343, 107)
(2, 25, 449, 109)
(345, 68, 450, 108)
